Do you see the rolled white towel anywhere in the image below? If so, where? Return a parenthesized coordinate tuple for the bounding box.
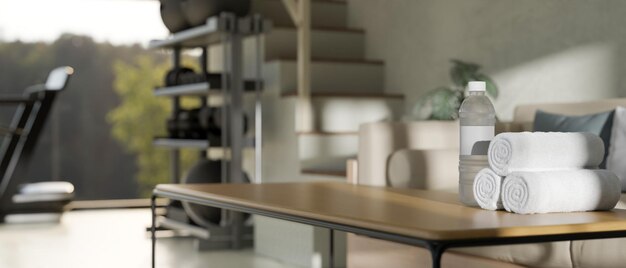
(473, 168, 504, 210)
(501, 170, 620, 214)
(488, 132, 604, 176)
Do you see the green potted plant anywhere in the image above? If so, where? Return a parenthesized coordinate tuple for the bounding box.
(410, 59, 498, 120)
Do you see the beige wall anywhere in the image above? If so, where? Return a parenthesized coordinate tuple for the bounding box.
(347, 0, 626, 120)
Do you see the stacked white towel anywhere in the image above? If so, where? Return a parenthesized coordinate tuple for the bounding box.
(488, 132, 604, 176)
(473, 168, 504, 210)
(472, 132, 621, 214)
(502, 170, 620, 214)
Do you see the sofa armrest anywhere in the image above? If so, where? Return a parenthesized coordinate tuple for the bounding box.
(496, 122, 531, 133)
(358, 121, 459, 186)
(388, 148, 459, 191)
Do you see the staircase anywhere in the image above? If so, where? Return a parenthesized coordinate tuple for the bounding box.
(207, 0, 404, 266)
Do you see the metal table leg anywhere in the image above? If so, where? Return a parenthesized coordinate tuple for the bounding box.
(428, 243, 446, 268)
(329, 228, 334, 268)
(151, 194, 157, 268)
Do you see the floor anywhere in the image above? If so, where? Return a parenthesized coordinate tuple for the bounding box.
(0, 209, 300, 268)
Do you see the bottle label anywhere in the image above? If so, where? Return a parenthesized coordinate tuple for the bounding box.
(460, 126, 494, 155)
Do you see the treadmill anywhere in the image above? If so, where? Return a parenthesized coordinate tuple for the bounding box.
(0, 66, 75, 223)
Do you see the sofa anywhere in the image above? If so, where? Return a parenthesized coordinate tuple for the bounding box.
(347, 98, 626, 268)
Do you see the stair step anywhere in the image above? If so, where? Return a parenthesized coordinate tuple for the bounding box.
(301, 169, 347, 178)
(261, 27, 365, 61)
(287, 26, 364, 34)
(272, 57, 383, 65)
(283, 94, 403, 133)
(252, 0, 347, 28)
(261, 59, 384, 94)
(298, 135, 357, 174)
(296, 131, 358, 136)
(282, 91, 404, 99)
(208, 27, 366, 74)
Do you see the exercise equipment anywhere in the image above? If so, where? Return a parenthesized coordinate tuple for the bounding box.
(198, 107, 249, 136)
(181, 0, 251, 27)
(167, 106, 248, 143)
(164, 68, 241, 87)
(164, 67, 195, 86)
(181, 159, 250, 227)
(181, 159, 221, 226)
(160, 0, 190, 33)
(167, 108, 213, 140)
(0, 67, 75, 223)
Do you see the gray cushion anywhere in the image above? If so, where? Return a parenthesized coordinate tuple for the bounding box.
(533, 109, 614, 168)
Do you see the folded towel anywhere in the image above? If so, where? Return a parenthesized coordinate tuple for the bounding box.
(473, 168, 504, 210)
(501, 170, 620, 214)
(488, 132, 605, 176)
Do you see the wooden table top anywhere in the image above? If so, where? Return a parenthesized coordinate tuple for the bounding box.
(155, 182, 626, 241)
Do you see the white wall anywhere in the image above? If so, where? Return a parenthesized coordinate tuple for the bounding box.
(347, 0, 626, 120)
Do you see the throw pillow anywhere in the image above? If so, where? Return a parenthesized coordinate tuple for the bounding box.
(607, 106, 626, 191)
(533, 109, 615, 168)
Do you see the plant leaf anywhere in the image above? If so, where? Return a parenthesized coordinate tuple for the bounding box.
(429, 87, 460, 120)
(451, 59, 481, 71)
(450, 59, 483, 87)
(410, 94, 433, 120)
(450, 65, 465, 87)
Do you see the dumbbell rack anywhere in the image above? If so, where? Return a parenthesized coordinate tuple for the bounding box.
(148, 13, 270, 250)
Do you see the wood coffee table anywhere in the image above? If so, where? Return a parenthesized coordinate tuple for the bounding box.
(150, 182, 626, 268)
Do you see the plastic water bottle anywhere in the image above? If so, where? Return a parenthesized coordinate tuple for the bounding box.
(459, 81, 496, 155)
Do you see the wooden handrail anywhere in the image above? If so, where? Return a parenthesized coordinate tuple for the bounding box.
(281, 0, 313, 132)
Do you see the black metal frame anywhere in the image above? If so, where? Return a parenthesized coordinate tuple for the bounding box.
(151, 189, 626, 268)
(150, 13, 271, 250)
(0, 67, 72, 218)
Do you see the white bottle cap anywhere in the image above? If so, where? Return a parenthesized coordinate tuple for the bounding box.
(467, 81, 486, 92)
